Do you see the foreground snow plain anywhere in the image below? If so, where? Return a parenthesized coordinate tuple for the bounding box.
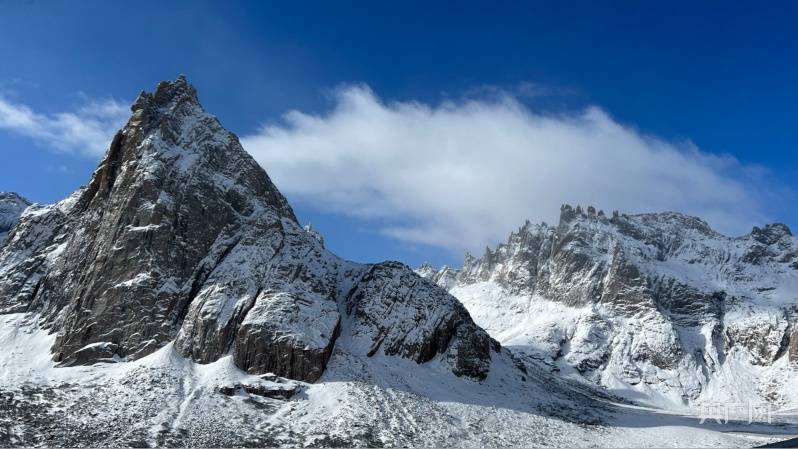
(1, 312, 795, 447)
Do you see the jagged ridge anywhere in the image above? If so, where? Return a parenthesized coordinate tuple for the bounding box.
(420, 204, 798, 405)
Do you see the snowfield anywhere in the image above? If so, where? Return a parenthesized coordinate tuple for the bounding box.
(1, 312, 795, 447)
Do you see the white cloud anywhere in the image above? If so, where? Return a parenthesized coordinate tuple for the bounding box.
(242, 84, 776, 254)
(0, 95, 128, 156)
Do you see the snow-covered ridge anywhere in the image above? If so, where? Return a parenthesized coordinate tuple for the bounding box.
(420, 204, 798, 408)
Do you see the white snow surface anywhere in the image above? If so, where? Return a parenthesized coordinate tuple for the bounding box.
(1, 312, 795, 447)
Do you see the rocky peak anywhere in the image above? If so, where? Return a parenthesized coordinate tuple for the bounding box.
(0, 77, 496, 383)
(133, 74, 198, 111)
(559, 203, 578, 224)
(0, 191, 29, 202)
(0, 192, 31, 244)
(558, 203, 610, 228)
(78, 75, 296, 222)
(750, 223, 793, 245)
(128, 75, 204, 151)
(415, 262, 437, 279)
(0, 192, 30, 225)
(560, 203, 715, 235)
(442, 204, 786, 306)
(629, 211, 714, 235)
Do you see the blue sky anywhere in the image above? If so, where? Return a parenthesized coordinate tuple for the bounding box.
(1, 1, 796, 267)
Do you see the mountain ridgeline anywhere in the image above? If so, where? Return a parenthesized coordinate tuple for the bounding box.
(419, 204, 798, 406)
(0, 76, 497, 382)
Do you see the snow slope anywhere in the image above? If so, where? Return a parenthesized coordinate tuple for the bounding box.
(1, 312, 794, 447)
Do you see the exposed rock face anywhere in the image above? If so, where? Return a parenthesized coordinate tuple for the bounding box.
(218, 381, 300, 400)
(2, 76, 298, 364)
(346, 262, 496, 379)
(421, 205, 798, 403)
(0, 76, 496, 383)
(790, 327, 798, 365)
(0, 196, 71, 316)
(0, 192, 30, 245)
(232, 291, 341, 381)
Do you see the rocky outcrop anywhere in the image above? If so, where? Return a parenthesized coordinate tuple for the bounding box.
(218, 381, 300, 400)
(346, 262, 497, 379)
(0, 198, 70, 315)
(0, 76, 299, 364)
(0, 76, 498, 383)
(790, 327, 798, 365)
(232, 291, 341, 382)
(0, 192, 30, 246)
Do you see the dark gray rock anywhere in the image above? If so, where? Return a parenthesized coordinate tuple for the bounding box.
(218, 382, 300, 400)
(0, 192, 30, 246)
(346, 262, 498, 380)
(39, 75, 297, 363)
(232, 292, 341, 382)
(789, 327, 798, 365)
(58, 341, 121, 366)
(751, 223, 793, 245)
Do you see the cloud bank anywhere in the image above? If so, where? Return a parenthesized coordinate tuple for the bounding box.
(243, 85, 774, 253)
(0, 95, 128, 156)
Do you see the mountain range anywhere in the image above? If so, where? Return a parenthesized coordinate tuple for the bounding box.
(419, 205, 798, 409)
(0, 77, 795, 447)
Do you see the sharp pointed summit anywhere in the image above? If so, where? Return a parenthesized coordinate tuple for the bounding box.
(0, 77, 496, 381)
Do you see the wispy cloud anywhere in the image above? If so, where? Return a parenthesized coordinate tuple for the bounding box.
(0, 95, 128, 156)
(243, 84, 779, 253)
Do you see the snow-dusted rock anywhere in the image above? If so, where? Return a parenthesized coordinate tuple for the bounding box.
(0, 198, 71, 316)
(233, 291, 341, 381)
(347, 262, 497, 379)
(0, 192, 30, 246)
(0, 76, 497, 382)
(425, 204, 798, 405)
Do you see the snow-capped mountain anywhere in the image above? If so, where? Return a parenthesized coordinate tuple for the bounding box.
(0, 75, 495, 381)
(0, 193, 30, 245)
(419, 205, 798, 408)
(0, 77, 795, 447)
